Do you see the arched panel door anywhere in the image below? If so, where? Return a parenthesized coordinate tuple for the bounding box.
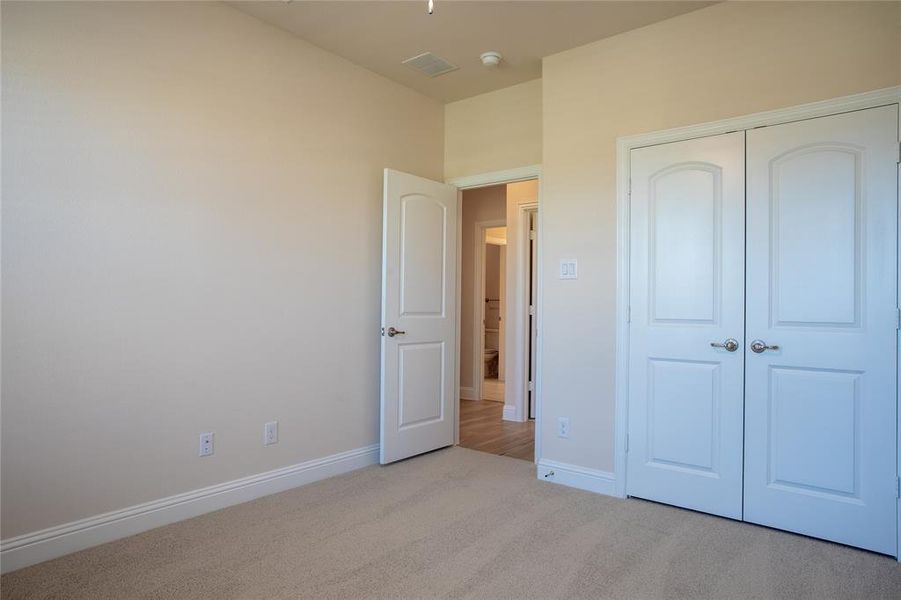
(380, 169, 458, 464)
(744, 105, 898, 555)
(627, 132, 746, 519)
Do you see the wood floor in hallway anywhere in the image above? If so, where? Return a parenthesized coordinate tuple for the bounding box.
(458, 399, 534, 461)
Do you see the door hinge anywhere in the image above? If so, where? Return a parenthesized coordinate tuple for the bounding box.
(896, 476, 900, 499)
(896, 308, 900, 330)
(529, 304, 535, 316)
(897, 141, 900, 164)
(528, 380, 533, 392)
(628, 179, 632, 197)
(529, 230, 536, 240)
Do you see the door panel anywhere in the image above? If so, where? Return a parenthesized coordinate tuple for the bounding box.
(381, 169, 457, 464)
(744, 106, 898, 555)
(627, 132, 745, 519)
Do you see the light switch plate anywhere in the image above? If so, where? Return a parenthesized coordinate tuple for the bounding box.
(560, 259, 578, 280)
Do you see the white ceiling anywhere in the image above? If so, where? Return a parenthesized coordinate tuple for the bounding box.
(230, 1, 716, 102)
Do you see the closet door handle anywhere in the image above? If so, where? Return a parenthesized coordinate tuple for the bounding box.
(710, 338, 739, 352)
(750, 340, 779, 353)
(385, 327, 406, 338)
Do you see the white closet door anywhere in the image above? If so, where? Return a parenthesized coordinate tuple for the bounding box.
(744, 106, 898, 555)
(627, 132, 746, 519)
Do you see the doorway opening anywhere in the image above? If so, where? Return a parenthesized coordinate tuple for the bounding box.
(457, 180, 539, 462)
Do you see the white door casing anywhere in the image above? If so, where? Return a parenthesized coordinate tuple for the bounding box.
(743, 106, 899, 554)
(627, 132, 746, 519)
(380, 169, 458, 464)
(528, 210, 538, 420)
(498, 244, 506, 382)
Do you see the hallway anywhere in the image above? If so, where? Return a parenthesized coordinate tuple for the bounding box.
(458, 399, 534, 461)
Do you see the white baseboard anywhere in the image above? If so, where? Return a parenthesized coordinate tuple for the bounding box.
(537, 459, 618, 497)
(501, 404, 519, 421)
(0, 444, 379, 574)
(459, 386, 476, 401)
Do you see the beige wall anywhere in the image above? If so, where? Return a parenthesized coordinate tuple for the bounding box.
(1, 1, 443, 538)
(459, 186, 507, 394)
(444, 79, 542, 180)
(540, 1, 901, 473)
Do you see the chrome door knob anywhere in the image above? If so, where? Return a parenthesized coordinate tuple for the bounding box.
(386, 326, 406, 338)
(750, 340, 779, 353)
(710, 338, 739, 352)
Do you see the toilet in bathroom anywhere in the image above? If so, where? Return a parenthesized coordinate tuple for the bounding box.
(483, 349, 499, 379)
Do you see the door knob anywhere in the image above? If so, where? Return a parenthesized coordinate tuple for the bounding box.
(750, 340, 779, 353)
(386, 326, 406, 338)
(710, 338, 739, 352)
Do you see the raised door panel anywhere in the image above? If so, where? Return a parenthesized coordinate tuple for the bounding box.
(398, 342, 445, 429)
(770, 146, 861, 328)
(400, 195, 447, 317)
(767, 367, 860, 499)
(646, 359, 720, 475)
(649, 164, 721, 324)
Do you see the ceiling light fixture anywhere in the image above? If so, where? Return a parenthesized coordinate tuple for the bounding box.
(427, 0, 434, 15)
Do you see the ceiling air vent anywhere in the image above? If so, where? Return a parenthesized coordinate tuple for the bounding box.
(402, 52, 458, 78)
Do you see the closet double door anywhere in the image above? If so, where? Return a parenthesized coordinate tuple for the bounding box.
(627, 105, 899, 555)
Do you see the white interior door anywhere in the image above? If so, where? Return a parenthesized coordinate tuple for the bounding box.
(528, 210, 537, 420)
(380, 169, 458, 464)
(627, 132, 746, 519)
(498, 245, 506, 381)
(744, 106, 899, 554)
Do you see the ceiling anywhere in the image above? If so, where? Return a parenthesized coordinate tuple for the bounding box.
(229, 1, 716, 103)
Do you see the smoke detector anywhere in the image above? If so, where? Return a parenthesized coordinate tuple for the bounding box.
(480, 51, 502, 67)
(402, 52, 458, 78)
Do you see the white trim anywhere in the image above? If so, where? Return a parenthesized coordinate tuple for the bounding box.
(459, 386, 477, 401)
(474, 219, 506, 404)
(618, 86, 901, 152)
(454, 190, 463, 446)
(447, 164, 541, 190)
(504, 199, 538, 423)
(533, 176, 545, 464)
(614, 86, 901, 534)
(537, 459, 616, 496)
(896, 104, 901, 563)
(0, 444, 379, 574)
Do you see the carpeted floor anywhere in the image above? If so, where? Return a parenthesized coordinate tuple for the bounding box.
(3, 447, 900, 599)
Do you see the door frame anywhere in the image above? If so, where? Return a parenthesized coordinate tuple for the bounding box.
(508, 199, 538, 423)
(613, 86, 901, 555)
(447, 165, 543, 459)
(473, 218, 507, 405)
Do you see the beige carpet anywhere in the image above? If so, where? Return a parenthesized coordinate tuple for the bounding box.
(3, 447, 900, 600)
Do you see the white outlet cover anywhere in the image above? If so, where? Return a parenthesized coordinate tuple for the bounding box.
(557, 417, 570, 438)
(560, 259, 578, 280)
(199, 432, 214, 457)
(264, 421, 278, 446)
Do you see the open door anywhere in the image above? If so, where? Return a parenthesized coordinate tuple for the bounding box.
(380, 169, 458, 464)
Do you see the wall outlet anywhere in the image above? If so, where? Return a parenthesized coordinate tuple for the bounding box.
(264, 421, 278, 446)
(199, 432, 214, 457)
(557, 417, 570, 439)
